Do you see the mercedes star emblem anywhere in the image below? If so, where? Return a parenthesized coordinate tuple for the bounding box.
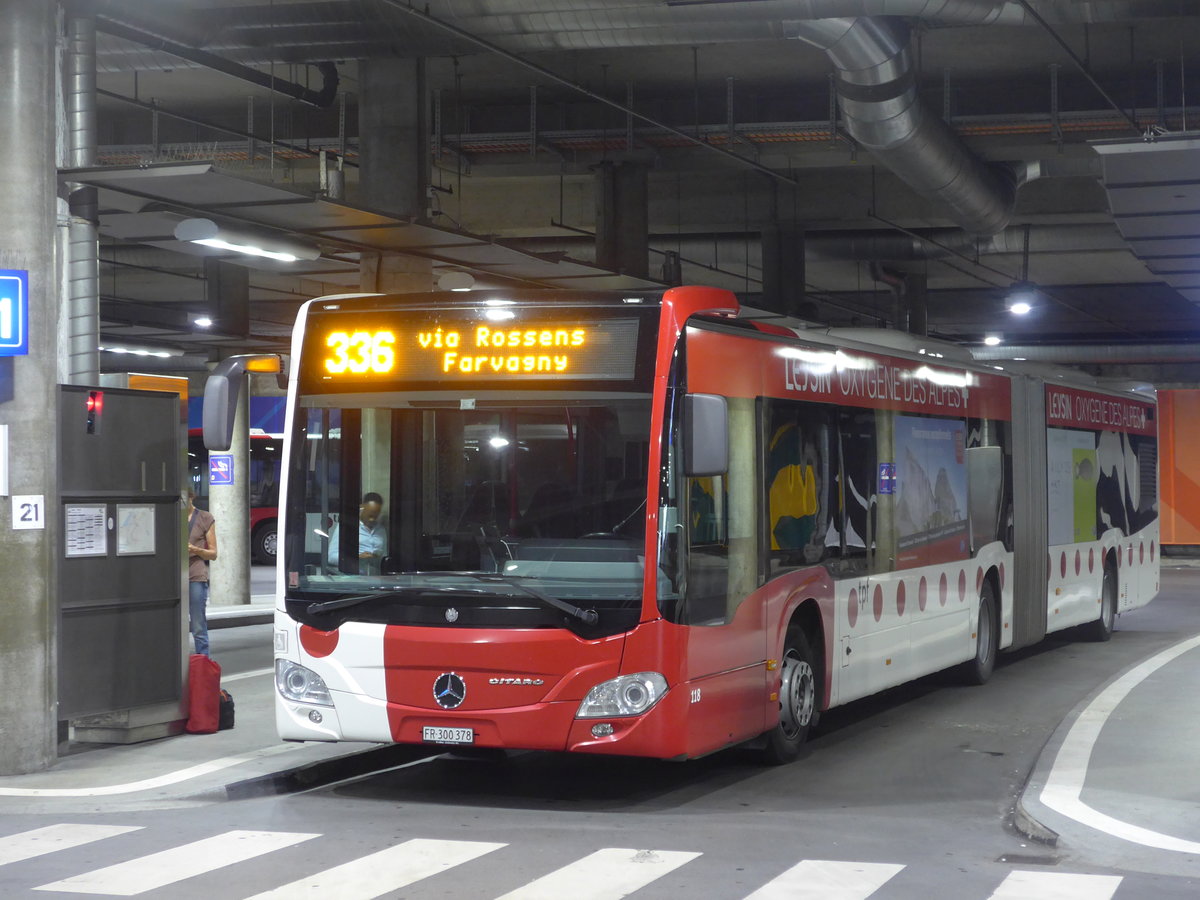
(433, 672, 466, 709)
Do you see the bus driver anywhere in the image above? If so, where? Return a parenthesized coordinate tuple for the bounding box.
(327, 492, 387, 575)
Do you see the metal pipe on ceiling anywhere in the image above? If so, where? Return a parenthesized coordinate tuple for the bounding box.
(511, 223, 1129, 262)
(94, 18, 339, 107)
(106, 0, 1194, 60)
(65, 14, 101, 385)
(791, 16, 1018, 236)
(972, 343, 1200, 364)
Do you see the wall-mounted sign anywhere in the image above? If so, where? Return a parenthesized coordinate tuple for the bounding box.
(0, 269, 29, 357)
(209, 453, 234, 486)
(13, 494, 45, 530)
(65, 504, 107, 556)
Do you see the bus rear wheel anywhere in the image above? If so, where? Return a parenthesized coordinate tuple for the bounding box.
(958, 577, 998, 685)
(1081, 565, 1117, 642)
(760, 629, 819, 765)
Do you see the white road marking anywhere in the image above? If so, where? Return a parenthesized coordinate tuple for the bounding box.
(743, 859, 905, 899)
(1039, 632, 1200, 853)
(223, 667, 274, 682)
(34, 829, 318, 895)
(0, 744, 298, 798)
(242, 837, 506, 899)
(987, 869, 1122, 899)
(494, 848, 701, 900)
(0, 824, 142, 867)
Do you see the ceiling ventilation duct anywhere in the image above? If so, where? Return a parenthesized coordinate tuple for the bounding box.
(789, 16, 1017, 236)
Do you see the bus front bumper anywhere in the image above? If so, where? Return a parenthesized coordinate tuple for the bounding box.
(277, 686, 694, 759)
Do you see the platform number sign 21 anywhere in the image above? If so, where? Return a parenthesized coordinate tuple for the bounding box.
(12, 495, 45, 530)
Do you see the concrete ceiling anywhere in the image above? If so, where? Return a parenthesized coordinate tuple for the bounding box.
(77, 0, 1200, 383)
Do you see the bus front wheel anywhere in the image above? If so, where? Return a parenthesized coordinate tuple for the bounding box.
(760, 629, 819, 765)
(253, 521, 277, 565)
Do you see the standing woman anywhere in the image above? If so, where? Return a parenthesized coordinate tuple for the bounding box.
(186, 490, 218, 656)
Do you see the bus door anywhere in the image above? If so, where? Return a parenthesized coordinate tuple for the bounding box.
(834, 408, 915, 702)
(678, 395, 768, 751)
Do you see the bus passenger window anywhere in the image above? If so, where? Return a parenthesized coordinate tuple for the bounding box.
(766, 401, 833, 575)
(836, 410, 878, 576)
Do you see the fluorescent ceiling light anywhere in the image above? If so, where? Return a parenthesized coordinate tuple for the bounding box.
(194, 316, 214, 328)
(174, 218, 320, 262)
(1006, 279, 1037, 311)
(438, 270, 475, 291)
(192, 237, 298, 262)
(99, 343, 182, 358)
(983, 336, 1002, 346)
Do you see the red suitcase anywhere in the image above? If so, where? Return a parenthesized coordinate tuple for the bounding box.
(185, 653, 222, 734)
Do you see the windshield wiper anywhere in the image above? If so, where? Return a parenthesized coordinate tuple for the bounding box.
(304, 586, 487, 616)
(303, 577, 599, 625)
(470, 575, 599, 626)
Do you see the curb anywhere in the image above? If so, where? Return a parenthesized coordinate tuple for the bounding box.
(224, 745, 438, 800)
(1012, 793, 1060, 847)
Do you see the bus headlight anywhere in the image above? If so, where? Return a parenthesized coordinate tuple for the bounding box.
(275, 659, 333, 706)
(576, 672, 668, 718)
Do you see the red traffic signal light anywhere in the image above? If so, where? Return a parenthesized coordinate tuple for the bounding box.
(86, 390, 103, 434)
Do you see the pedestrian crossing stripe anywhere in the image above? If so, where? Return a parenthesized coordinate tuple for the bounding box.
(0, 825, 142, 868)
(34, 830, 318, 896)
(0, 824, 1130, 899)
(743, 860, 905, 899)
(495, 848, 701, 900)
(242, 838, 506, 900)
(987, 869, 1123, 900)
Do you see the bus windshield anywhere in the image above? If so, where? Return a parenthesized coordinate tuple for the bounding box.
(284, 397, 652, 634)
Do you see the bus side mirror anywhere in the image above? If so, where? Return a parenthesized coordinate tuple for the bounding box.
(202, 354, 285, 451)
(683, 393, 728, 477)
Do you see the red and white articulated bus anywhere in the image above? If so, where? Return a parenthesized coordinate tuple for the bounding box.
(225, 285, 1157, 763)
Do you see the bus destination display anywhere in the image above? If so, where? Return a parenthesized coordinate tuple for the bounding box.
(313, 314, 641, 383)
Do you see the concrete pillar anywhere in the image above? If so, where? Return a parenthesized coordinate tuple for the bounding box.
(204, 258, 249, 337)
(208, 382, 251, 607)
(358, 58, 433, 293)
(875, 266, 929, 335)
(761, 225, 806, 318)
(594, 161, 649, 279)
(360, 251, 432, 295)
(0, 0, 58, 774)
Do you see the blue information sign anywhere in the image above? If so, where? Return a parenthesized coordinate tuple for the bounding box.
(878, 462, 897, 495)
(209, 454, 234, 486)
(0, 269, 29, 357)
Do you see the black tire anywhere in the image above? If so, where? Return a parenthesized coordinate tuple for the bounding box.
(1081, 565, 1117, 642)
(253, 521, 277, 565)
(759, 629, 820, 765)
(958, 577, 998, 685)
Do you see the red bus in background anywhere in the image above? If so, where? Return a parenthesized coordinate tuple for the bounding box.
(206, 286, 1157, 763)
(188, 428, 283, 564)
